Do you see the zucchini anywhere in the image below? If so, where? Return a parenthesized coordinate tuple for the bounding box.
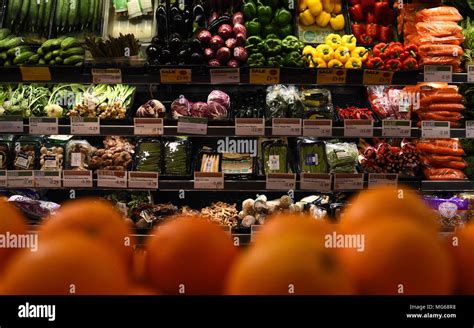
(0, 29, 11, 41)
(38, 58, 46, 65)
(74, 61, 82, 66)
(0, 52, 7, 61)
(61, 46, 84, 57)
(49, 59, 56, 65)
(52, 49, 61, 56)
(54, 56, 63, 64)
(5, 0, 22, 27)
(4, 60, 12, 67)
(79, 0, 89, 28)
(42, 0, 54, 33)
(27, 54, 40, 63)
(67, 0, 78, 30)
(28, 0, 40, 32)
(63, 54, 83, 65)
(92, 0, 100, 32)
(37, 0, 46, 33)
(7, 45, 30, 57)
(60, 37, 79, 49)
(0, 35, 15, 49)
(18, 0, 30, 26)
(50, 38, 62, 49)
(41, 39, 55, 51)
(37, 47, 44, 55)
(87, 0, 94, 27)
(44, 51, 53, 61)
(3, 37, 23, 50)
(13, 51, 34, 65)
(61, 0, 70, 32)
(54, 0, 63, 31)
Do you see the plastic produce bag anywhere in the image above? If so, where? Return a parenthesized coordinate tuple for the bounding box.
(325, 141, 358, 173)
(261, 139, 288, 174)
(297, 138, 328, 173)
(13, 136, 42, 170)
(301, 89, 333, 119)
(163, 137, 191, 176)
(424, 195, 468, 227)
(265, 85, 303, 120)
(135, 139, 162, 172)
(66, 140, 92, 171)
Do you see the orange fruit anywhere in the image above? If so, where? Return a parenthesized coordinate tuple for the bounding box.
(447, 224, 474, 294)
(341, 186, 438, 233)
(0, 201, 28, 271)
(226, 235, 355, 295)
(339, 219, 454, 295)
(145, 217, 237, 295)
(39, 197, 134, 268)
(0, 232, 129, 295)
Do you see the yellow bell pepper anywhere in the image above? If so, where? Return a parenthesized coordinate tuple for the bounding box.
(341, 34, 357, 51)
(322, 0, 334, 13)
(315, 11, 331, 27)
(303, 45, 316, 56)
(306, 0, 322, 17)
(298, 0, 308, 12)
(351, 47, 369, 62)
(345, 57, 362, 69)
(299, 9, 315, 26)
(325, 33, 342, 50)
(310, 57, 327, 68)
(315, 44, 334, 62)
(334, 46, 350, 63)
(328, 59, 343, 68)
(329, 14, 344, 31)
(333, 0, 342, 14)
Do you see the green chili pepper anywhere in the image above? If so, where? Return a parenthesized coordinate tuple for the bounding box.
(275, 8, 292, 27)
(247, 53, 266, 66)
(281, 35, 300, 53)
(245, 18, 262, 36)
(264, 38, 282, 56)
(278, 24, 293, 38)
(243, 0, 257, 20)
(267, 55, 283, 67)
(283, 51, 304, 67)
(257, 1, 272, 24)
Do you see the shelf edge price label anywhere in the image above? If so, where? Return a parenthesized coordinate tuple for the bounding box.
(303, 119, 332, 137)
(466, 121, 474, 138)
(272, 118, 302, 136)
(344, 119, 373, 137)
(177, 117, 208, 135)
(334, 173, 364, 191)
(133, 118, 163, 135)
(20, 66, 51, 81)
(300, 173, 332, 192)
(0, 170, 6, 188)
(0, 116, 24, 133)
(317, 69, 347, 84)
(210, 68, 240, 84)
(34, 170, 61, 188)
(424, 65, 452, 83)
(468, 65, 474, 83)
(382, 120, 411, 137)
(194, 172, 224, 189)
(363, 70, 394, 85)
(29, 117, 58, 135)
(368, 173, 398, 189)
(266, 173, 296, 190)
(70, 117, 100, 135)
(235, 118, 265, 136)
(63, 170, 93, 188)
(91, 68, 122, 84)
(97, 170, 127, 188)
(160, 68, 192, 83)
(421, 121, 450, 138)
(7, 170, 34, 188)
(128, 171, 159, 189)
(249, 68, 280, 84)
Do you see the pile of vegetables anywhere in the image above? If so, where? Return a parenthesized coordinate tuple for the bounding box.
(303, 34, 367, 69)
(358, 139, 421, 176)
(298, 0, 345, 31)
(85, 34, 141, 60)
(3, 0, 52, 35)
(171, 90, 230, 120)
(247, 34, 304, 67)
(301, 88, 333, 119)
(0, 30, 36, 66)
(266, 85, 302, 119)
(52, 0, 103, 34)
(336, 105, 373, 120)
(349, 0, 395, 45)
(34, 37, 84, 66)
(147, 33, 204, 66)
(365, 42, 419, 70)
(367, 86, 410, 120)
(89, 136, 135, 171)
(244, 0, 294, 38)
(201, 202, 239, 228)
(325, 140, 358, 173)
(0, 84, 51, 117)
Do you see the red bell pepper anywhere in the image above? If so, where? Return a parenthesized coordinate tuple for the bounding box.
(373, 42, 389, 59)
(404, 44, 418, 58)
(379, 26, 392, 43)
(359, 34, 374, 45)
(402, 57, 418, 70)
(366, 56, 384, 69)
(387, 43, 404, 59)
(351, 23, 366, 41)
(374, 1, 389, 24)
(349, 4, 365, 22)
(366, 12, 376, 24)
(382, 8, 394, 26)
(361, 0, 375, 10)
(386, 59, 402, 71)
(349, 0, 360, 5)
(366, 23, 379, 40)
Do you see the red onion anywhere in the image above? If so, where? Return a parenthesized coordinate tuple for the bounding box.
(227, 59, 239, 67)
(203, 48, 215, 60)
(225, 38, 237, 49)
(208, 59, 222, 66)
(197, 30, 212, 45)
(209, 35, 224, 51)
(233, 23, 246, 37)
(235, 33, 246, 46)
(232, 12, 244, 25)
(233, 46, 248, 62)
(216, 47, 231, 63)
(218, 24, 233, 40)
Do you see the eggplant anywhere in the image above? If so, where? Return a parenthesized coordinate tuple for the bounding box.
(169, 36, 183, 53)
(190, 38, 203, 52)
(159, 49, 172, 64)
(208, 15, 232, 34)
(146, 45, 160, 59)
(190, 52, 203, 64)
(177, 49, 189, 63)
(193, 3, 206, 31)
(155, 3, 168, 41)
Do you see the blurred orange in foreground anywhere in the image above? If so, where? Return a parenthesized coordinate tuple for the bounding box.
(448, 223, 474, 294)
(0, 201, 27, 272)
(339, 219, 454, 295)
(0, 232, 129, 295)
(145, 217, 237, 295)
(39, 197, 135, 268)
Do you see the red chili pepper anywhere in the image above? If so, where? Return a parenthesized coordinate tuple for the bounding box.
(359, 33, 374, 45)
(382, 8, 394, 26)
(366, 11, 376, 24)
(374, 1, 389, 23)
(349, 4, 365, 22)
(386, 58, 402, 71)
(366, 23, 379, 40)
(361, 0, 375, 10)
(352, 23, 366, 41)
(402, 57, 418, 70)
(366, 56, 384, 69)
(379, 26, 392, 43)
(373, 43, 389, 58)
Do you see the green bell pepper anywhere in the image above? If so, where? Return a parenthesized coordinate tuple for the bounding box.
(248, 53, 266, 66)
(245, 18, 262, 36)
(283, 51, 304, 67)
(257, 1, 273, 24)
(281, 35, 300, 53)
(264, 38, 282, 56)
(278, 24, 293, 38)
(243, 0, 257, 20)
(265, 33, 279, 40)
(275, 8, 292, 27)
(267, 55, 283, 67)
(262, 23, 277, 38)
(246, 35, 263, 53)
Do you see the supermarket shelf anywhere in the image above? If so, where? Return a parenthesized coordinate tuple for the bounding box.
(421, 180, 474, 192)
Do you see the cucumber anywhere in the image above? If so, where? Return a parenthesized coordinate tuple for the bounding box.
(51, 38, 62, 49)
(79, 0, 89, 28)
(37, 0, 46, 33)
(61, 46, 84, 57)
(7, 45, 30, 57)
(54, 56, 63, 64)
(74, 61, 82, 66)
(92, 0, 100, 32)
(52, 49, 61, 56)
(5, 0, 22, 27)
(87, 0, 94, 27)
(0, 52, 7, 61)
(41, 39, 55, 51)
(38, 58, 46, 65)
(0, 35, 15, 49)
(44, 51, 53, 61)
(49, 59, 56, 65)
(42, 0, 54, 33)
(13, 51, 34, 64)
(60, 37, 79, 49)
(0, 29, 11, 41)
(63, 54, 83, 65)
(27, 54, 40, 63)
(4, 60, 12, 67)
(28, 0, 40, 32)
(61, 0, 70, 32)
(37, 47, 44, 55)
(18, 0, 30, 26)
(67, 0, 78, 30)
(54, 0, 63, 31)
(3, 37, 23, 50)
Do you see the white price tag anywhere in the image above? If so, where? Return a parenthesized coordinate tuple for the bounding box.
(92, 69, 122, 84)
(70, 117, 100, 135)
(344, 119, 374, 137)
(0, 117, 23, 133)
(128, 171, 159, 189)
(0, 170, 6, 188)
(468, 65, 474, 83)
(133, 118, 163, 135)
(34, 170, 62, 188)
(382, 120, 411, 137)
(303, 119, 332, 137)
(334, 173, 364, 191)
(272, 118, 302, 136)
(300, 173, 332, 192)
(63, 170, 93, 188)
(97, 170, 127, 188)
(177, 117, 208, 135)
(7, 170, 34, 188)
(235, 118, 265, 136)
(210, 68, 240, 84)
(29, 117, 58, 134)
(368, 173, 398, 189)
(194, 172, 224, 189)
(466, 121, 474, 138)
(421, 121, 450, 138)
(424, 65, 452, 83)
(266, 173, 296, 190)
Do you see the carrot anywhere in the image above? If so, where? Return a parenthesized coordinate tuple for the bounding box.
(425, 155, 465, 162)
(416, 6, 462, 21)
(416, 143, 465, 156)
(423, 168, 466, 180)
(417, 34, 464, 45)
(416, 21, 463, 36)
(423, 159, 467, 170)
(419, 45, 463, 57)
(421, 104, 465, 112)
(420, 93, 463, 107)
(420, 56, 461, 66)
(427, 139, 461, 148)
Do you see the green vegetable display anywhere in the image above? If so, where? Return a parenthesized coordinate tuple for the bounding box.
(262, 140, 288, 174)
(325, 141, 358, 173)
(246, 34, 304, 67)
(136, 140, 162, 172)
(163, 138, 190, 176)
(35, 37, 85, 66)
(298, 140, 328, 173)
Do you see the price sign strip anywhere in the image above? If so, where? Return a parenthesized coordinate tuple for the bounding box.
(272, 118, 302, 136)
(303, 119, 332, 137)
(133, 118, 164, 135)
(177, 117, 208, 135)
(235, 118, 265, 136)
(368, 173, 398, 189)
(6, 170, 34, 188)
(466, 121, 474, 138)
(210, 68, 240, 84)
(70, 117, 100, 135)
(317, 69, 347, 84)
(0, 116, 24, 133)
(249, 68, 280, 84)
(128, 171, 159, 189)
(194, 172, 224, 189)
(0, 170, 6, 188)
(344, 119, 374, 137)
(424, 65, 453, 83)
(20, 67, 51, 81)
(468, 65, 474, 83)
(62, 170, 93, 188)
(91, 68, 122, 84)
(363, 70, 394, 85)
(300, 173, 332, 192)
(29, 117, 59, 135)
(421, 121, 450, 138)
(382, 120, 411, 137)
(266, 173, 296, 190)
(333, 173, 364, 191)
(34, 170, 62, 188)
(160, 68, 192, 83)
(97, 170, 127, 188)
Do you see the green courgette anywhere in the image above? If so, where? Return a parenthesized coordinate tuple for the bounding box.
(60, 37, 79, 49)
(7, 45, 30, 57)
(3, 37, 23, 50)
(44, 51, 53, 61)
(18, 0, 30, 26)
(0, 29, 11, 41)
(0, 52, 7, 61)
(60, 46, 84, 57)
(28, 0, 39, 32)
(67, 0, 78, 30)
(27, 54, 40, 63)
(13, 51, 34, 65)
(54, 56, 63, 64)
(63, 54, 83, 65)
